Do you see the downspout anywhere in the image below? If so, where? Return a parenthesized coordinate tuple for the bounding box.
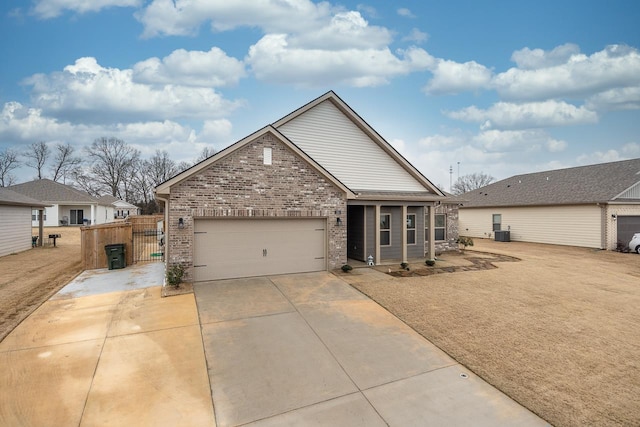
(156, 194, 169, 266)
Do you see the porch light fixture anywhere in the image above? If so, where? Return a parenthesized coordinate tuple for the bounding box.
(336, 217, 343, 226)
(178, 217, 185, 229)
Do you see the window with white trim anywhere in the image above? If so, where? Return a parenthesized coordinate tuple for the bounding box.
(425, 213, 446, 241)
(380, 213, 391, 246)
(493, 214, 502, 231)
(406, 213, 416, 244)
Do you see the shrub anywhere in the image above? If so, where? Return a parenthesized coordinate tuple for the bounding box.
(457, 236, 474, 250)
(341, 264, 353, 273)
(425, 259, 436, 266)
(400, 262, 409, 269)
(166, 263, 185, 287)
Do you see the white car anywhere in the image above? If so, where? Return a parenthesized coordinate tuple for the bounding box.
(629, 233, 640, 254)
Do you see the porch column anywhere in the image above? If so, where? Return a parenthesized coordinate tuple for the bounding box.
(428, 203, 436, 260)
(375, 204, 381, 265)
(401, 205, 407, 263)
(90, 204, 96, 225)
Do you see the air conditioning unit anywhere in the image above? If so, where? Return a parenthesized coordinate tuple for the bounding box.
(494, 230, 511, 242)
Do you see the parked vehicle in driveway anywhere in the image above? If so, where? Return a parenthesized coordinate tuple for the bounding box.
(629, 233, 640, 254)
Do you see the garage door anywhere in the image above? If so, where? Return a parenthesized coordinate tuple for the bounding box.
(617, 216, 640, 247)
(193, 218, 326, 281)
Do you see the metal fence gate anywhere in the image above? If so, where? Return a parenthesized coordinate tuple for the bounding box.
(130, 215, 164, 263)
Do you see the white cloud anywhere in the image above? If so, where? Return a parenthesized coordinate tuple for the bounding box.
(246, 34, 433, 87)
(402, 28, 428, 44)
(585, 86, 640, 111)
(132, 47, 246, 87)
(136, 0, 333, 38)
(423, 59, 492, 95)
(418, 134, 466, 150)
(446, 100, 598, 129)
(397, 8, 416, 18)
(23, 57, 243, 123)
(0, 101, 228, 167)
(471, 129, 560, 153)
(511, 43, 580, 70)
(576, 150, 626, 165)
(289, 11, 392, 50)
(493, 44, 640, 101)
(32, 0, 141, 19)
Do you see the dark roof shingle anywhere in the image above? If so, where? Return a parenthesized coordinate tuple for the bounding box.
(8, 179, 100, 204)
(456, 158, 640, 208)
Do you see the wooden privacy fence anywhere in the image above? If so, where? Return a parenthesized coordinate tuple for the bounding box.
(81, 222, 134, 270)
(81, 215, 164, 270)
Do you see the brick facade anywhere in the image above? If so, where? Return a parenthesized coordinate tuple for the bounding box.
(167, 132, 347, 281)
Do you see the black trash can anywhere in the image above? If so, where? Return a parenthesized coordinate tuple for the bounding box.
(105, 243, 126, 270)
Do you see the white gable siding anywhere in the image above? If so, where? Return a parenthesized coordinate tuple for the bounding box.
(459, 205, 603, 248)
(277, 100, 428, 192)
(1, 205, 32, 257)
(617, 181, 640, 199)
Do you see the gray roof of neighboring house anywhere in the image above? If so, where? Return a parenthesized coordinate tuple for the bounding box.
(8, 179, 100, 204)
(455, 158, 640, 208)
(98, 195, 119, 204)
(0, 188, 50, 208)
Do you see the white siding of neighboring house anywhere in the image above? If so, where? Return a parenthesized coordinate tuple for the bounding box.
(31, 205, 58, 227)
(1, 205, 32, 257)
(277, 100, 428, 192)
(459, 205, 604, 248)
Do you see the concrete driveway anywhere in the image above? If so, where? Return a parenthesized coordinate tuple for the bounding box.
(195, 272, 548, 426)
(1, 264, 547, 426)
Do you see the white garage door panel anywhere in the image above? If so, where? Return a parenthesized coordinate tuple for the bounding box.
(194, 219, 326, 281)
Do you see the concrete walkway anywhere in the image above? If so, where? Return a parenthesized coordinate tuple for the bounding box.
(0, 262, 215, 426)
(1, 266, 548, 426)
(195, 272, 549, 426)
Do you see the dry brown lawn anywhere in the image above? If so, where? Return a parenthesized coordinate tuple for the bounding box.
(342, 240, 640, 427)
(0, 227, 83, 342)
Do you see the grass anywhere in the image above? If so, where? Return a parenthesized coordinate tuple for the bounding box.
(342, 240, 640, 427)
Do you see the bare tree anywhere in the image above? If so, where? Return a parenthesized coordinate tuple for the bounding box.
(0, 148, 20, 187)
(85, 137, 140, 198)
(451, 172, 495, 195)
(146, 150, 179, 186)
(70, 168, 102, 197)
(195, 146, 216, 163)
(50, 143, 81, 183)
(23, 141, 50, 179)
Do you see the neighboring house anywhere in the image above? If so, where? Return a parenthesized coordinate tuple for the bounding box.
(8, 179, 113, 226)
(98, 195, 140, 219)
(156, 91, 454, 282)
(0, 188, 50, 257)
(456, 158, 640, 250)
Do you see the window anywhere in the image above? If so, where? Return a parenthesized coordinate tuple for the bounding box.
(406, 214, 416, 244)
(380, 213, 391, 246)
(31, 209, 47, 221)
(425, 213, 446, 241)
(493, 214, 502, 231)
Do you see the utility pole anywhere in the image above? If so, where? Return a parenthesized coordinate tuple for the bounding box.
(449, 165, 453, 192)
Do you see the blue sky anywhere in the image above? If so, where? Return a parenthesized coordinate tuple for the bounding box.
(1, 0, 639, 190)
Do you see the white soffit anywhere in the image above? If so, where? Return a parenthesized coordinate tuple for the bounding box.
(277, 100, 428, 193)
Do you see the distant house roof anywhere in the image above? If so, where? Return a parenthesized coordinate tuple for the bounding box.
(456, 158, 640, 208)
(99, 195, 138, 209)
(0, 188, 50, 208)
(98, 195, 119, 204)
(8, 179, 101, 204)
